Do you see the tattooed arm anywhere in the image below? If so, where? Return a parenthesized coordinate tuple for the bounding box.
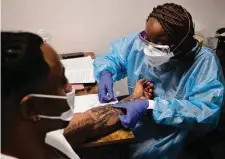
(64, 105, 124, 147)
(119, 95, 137, 103)
(64, 79, 153, 147)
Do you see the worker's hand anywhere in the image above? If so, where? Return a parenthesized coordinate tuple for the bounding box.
(113, 99, 149, 128)
(132, 78, 154, 99)
(98, 70, 116, 103)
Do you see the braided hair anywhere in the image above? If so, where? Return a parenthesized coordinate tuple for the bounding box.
(147, 3, 195, 50)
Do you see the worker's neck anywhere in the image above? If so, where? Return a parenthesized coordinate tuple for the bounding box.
(3, 121, 56, 159)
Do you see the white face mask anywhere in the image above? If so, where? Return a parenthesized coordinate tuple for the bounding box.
(29, 89, 75, 121)
(143, 7, 191, 67)
(29, 90, 79, 158)
(144, 43, 174, 67)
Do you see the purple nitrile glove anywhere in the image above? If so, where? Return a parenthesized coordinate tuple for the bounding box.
(98, 70, 116, 103)
(113, 99, 149, 128)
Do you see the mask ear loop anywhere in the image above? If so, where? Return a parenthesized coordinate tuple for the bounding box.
(29, 94, 67, 99)
(171, 7, 191, 52)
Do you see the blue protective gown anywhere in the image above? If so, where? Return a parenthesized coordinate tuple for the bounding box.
(93, 32, 225, 159)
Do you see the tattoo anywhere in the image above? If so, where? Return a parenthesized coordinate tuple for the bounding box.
(64, 105, 123, 147)
(90, 105, 122, 127)
(119, 95, 136, 104)
(64, 95, 135, 147)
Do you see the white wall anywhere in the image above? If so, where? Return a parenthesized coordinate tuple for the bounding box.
(2, 0, 225, 55)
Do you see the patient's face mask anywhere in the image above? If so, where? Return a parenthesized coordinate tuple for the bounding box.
(143, 42, 174, 67)
(29, 89, 75, 121)
(28, 90, 80, 158)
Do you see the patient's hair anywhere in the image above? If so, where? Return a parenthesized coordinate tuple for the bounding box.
(1, 32, 50, 145)
(148, 3, 194, 44)
(1, 32, 50, 102)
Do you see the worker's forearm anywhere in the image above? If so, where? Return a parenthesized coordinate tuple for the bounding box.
(64, 105, 123, 147)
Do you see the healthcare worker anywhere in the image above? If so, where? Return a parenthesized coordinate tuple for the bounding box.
(94, 3, 225, 159)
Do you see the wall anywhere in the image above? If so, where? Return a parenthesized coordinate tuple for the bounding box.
(2, 0, 225, 96)
(2, 0, 225, 54)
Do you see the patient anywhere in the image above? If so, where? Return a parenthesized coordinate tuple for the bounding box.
(1, 32, 152, 159)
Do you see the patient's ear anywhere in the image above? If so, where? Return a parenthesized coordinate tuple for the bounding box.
(20, 95, 39, 121)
